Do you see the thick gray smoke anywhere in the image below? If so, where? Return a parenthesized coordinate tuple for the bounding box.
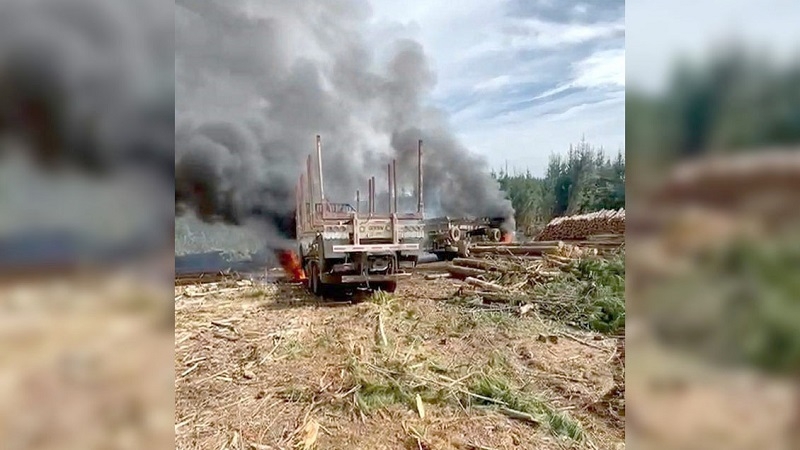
(0, 0, 173, 177)
(175, 0, 516, 238)
(0, 0, 174, 255)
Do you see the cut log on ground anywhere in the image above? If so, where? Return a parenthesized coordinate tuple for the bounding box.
(544, 254, 575, 264)
(587, 233, 625, 242)
(175, 271, 241, 286)
(464, 277, 504, 292)
(471, 240, 565, 250)
(478, 292, 528, 304)
(452, 258, 508, 272)
(469, 245, 563, 256)
(424, 273, 451, 280)
(446, 265, 487, 279)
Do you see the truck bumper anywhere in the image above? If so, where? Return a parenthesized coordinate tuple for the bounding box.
(324, 272, 412, 284)
(331, 243, 420, 252)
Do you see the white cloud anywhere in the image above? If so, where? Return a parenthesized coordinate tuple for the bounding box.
(449, 17, 624, 73)
(572, 48, 625, 88)
(530, 84, 571, 101)
(459, 93, 625, 175)
(527, 48, 624, 103)
(505, 18, 624, 51)
(472, 75, 513, 92)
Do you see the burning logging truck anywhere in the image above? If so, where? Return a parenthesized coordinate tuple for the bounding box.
(424, 216, 512, 260)
(287, 135, 426, 295)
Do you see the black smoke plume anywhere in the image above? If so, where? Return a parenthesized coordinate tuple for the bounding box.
(0, 0, 174, 178)
(175, 0, 515, 242)
(0, 0, 175, 260)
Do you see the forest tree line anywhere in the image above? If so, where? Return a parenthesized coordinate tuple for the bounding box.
(627, 47, 800, 163)
(497, 47, 800, 234)
(493, 138, 625, 234)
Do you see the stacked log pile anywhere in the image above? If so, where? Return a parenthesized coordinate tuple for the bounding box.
(655, 150, 800, 208)
(652, 150, 800, 229)
(536, 209, 625, 241)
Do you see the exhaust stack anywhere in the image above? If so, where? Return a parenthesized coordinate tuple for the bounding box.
(417, 140, 424, 214)
(316, 135, 325, 202)
(306, 155, 313, 219)
(367, 178, 373, 214)
(392, 159, 398, 214)
(387, 163, 393, 213)
(370, 176, 376, 214)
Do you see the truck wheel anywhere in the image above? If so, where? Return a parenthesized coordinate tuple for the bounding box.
(309, 263, 323, 296)
(448, 227, 461, 242)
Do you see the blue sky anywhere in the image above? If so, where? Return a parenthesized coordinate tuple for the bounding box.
(368, 0, 625, 176)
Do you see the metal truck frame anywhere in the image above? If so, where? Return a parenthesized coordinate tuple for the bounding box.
(294, 135, 426, 295)
(424, 216, 508, 260)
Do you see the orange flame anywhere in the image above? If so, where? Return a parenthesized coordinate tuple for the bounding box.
(276, 250, 307, 282)
(501, 231, 514, 243)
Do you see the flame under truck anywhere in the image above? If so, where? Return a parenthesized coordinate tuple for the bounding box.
(294, 136, 426, 295)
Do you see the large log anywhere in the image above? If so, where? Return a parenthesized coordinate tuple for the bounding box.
(424, 273, 451, 280)
(471, 240, 565, 249)
(464, 277, 504, 292)
(446, 265, 486, 279)
(587, 233, 624, 242)
(452, 257, 508, 272)
(175, 271, 241, 286)
(544, 253, 575, 264)
(469, 245, 563, 256)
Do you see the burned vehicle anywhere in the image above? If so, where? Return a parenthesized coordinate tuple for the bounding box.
(424, 216, 511, 260)
(292, 136, 426, 294)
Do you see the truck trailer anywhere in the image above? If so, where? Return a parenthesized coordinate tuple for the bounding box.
(293, 135, 426, 295)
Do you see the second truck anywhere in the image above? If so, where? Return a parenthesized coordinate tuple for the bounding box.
(424, 216, 511, 260)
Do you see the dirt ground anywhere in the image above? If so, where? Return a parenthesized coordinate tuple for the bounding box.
(0, 273, 174, 450)
(174, 271, 624, 450)
(625, 329, 797, 450)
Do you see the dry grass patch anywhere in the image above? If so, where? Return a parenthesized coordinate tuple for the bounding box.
(1, 275, 173, 450)
(175, 275, 623, 449)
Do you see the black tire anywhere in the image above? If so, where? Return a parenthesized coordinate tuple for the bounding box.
(448, 227, 461, 242)
(375, 281, 397, 293)
(309, 263, 323, 296)
(303, 263, 312, 289)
